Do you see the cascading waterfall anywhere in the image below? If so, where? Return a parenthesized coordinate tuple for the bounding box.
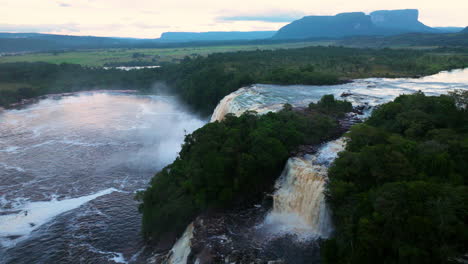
(210, 85, 351, 239)
(149, 223, 194, 264)
(167, 223, 194, 264)
(210, 88, 247, 122)
(210, 85, 299, 122)
(169, 69, 468, 262)
(263, 138, 347, 239)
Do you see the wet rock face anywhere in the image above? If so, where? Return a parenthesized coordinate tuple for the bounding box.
(181, 111, 359, 264)
(186, 205, 321, 264)
(188, 206, 268, 264)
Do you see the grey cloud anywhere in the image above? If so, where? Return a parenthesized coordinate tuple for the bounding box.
(59, 3, 71, 7)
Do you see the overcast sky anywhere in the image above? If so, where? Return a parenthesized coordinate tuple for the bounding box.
(0, 0, 466, 38)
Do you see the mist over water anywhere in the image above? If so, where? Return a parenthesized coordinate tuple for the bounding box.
(0, 92, 205, 263)
(1, 69, 467, 264)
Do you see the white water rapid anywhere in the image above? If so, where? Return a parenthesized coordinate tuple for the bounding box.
(211, 68, 468, 122)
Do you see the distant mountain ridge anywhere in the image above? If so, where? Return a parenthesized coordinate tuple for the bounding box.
(274, 12, 379, 39)
(0, 33, 161, 53)
(434, 27, 465, 33)
(159, 31, 276, 42)
(274, 9, 441, 39)
(369, 9, 436, 33)
(0, 9, 466, 53)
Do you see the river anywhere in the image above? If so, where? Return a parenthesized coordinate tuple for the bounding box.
(211, 68, 468, 243)
(0, 92, 205, 263)
(1, 69, 467, 264)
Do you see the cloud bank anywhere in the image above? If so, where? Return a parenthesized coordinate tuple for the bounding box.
(0, 0, 466, 38)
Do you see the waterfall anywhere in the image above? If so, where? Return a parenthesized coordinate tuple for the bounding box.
(210, 85, 299, 122)
(210, 88, 248, 122)
(149, 223, 194, 264)
(167, 223, 194, 264)
(263, 138, 347, 239)
(211, 85, 350, 239)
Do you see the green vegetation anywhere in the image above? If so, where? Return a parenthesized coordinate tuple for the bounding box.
(0, 62, 164, 106)
(138, 100, 350, 239)
(1, 47, 468, 115)
(309, 94, 353, 117)
(339, 33, 468, 48)
(322, 92, 468, 264)
(163, 47, 468, 114)
(0, 41, 329, 67)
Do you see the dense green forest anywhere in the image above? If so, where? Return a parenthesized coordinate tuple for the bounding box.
(1, 46, 468, 116)
(339, 32, 468, 48)
(137, 96, 351, 240)
(0, 62, 165, 106)
(322, 92, 468, 264)
(161, 47, 468, 114)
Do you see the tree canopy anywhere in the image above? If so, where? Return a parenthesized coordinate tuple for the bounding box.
(2, 46, 468, 116)
(138, 98, 352, 240)
(323, 92, 468, 264)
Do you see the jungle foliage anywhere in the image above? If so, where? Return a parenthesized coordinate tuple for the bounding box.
(0, 62, 164, 106)
(2, 46, 468, 115)
(323, 92, 468, 264)
(137, 97, 351, 240)
(161, 47, 468, 115)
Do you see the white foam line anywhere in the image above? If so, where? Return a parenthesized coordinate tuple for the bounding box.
(0, 146, 20, 153)
(80, 243, 128, 264)
(0, 188, 118, 247)
(0, 163, 26, 172)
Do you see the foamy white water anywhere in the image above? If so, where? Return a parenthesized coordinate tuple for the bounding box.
(2, 69, 467, 263)
(0, 188, 118, 247)
(0, 91, 205, 264)
(261, 138, 346, 239)
(214, 69, 468, 241)
(211, 68, 468, 121)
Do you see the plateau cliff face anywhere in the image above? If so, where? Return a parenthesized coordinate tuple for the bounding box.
(274, 12, 377, 39)
(370, 9, 437, 33)
(273, 9, 438, 40)
(462, 27, 468, 33)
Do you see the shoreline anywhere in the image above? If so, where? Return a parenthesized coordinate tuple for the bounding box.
(3, 89, 139, 110)
(2, 66, 466, 113)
